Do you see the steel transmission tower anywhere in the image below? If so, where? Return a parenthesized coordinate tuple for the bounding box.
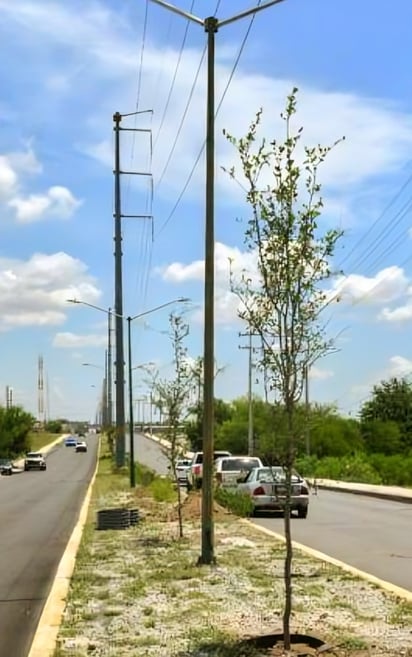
(112, 110, 153, 467)
(38, 355, 45, 426)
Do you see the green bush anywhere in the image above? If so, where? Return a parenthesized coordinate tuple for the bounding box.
(296, 454, 382, 485)
(148, 477, 176, 503)
(215, 487, 254, 517)
(369, 453, 412, 487)
(135, 462, 157, 486)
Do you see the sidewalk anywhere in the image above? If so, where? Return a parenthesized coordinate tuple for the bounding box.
(315, 478, 412, 503)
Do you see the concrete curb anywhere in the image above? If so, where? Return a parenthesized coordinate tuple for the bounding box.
(27, 437, 101, 657)
(143, 432, 193, 458)
(243, 519, 412, 602)
(316, 479, 412, 504)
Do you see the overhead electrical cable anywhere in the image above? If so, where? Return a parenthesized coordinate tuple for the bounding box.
(153, 0, 197, 150)
(156, 0, 262, 238)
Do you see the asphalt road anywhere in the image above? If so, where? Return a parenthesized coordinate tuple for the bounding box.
(0, 436, 98, 657)
(132, 432, 170, 475)
(252, 490, 412, 592)
(136, 433, 412, 592)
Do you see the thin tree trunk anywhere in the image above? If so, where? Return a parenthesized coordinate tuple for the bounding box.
(176, 468, 183, 539)
(282, 406, 294, 650)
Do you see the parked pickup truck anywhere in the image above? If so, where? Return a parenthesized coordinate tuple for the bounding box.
(214, 455, 264, 489)
(24, 452, 47, 471)
(187, 450, 231, 490)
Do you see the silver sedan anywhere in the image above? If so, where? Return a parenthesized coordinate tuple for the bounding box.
(237, 466, 309, 518)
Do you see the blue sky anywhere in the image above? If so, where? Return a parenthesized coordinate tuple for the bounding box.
(2, 0, 412, 421)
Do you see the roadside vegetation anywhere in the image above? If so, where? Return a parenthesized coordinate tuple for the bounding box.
(183, 377, 412, 487)
(0, 405, 34, 457)
(53, 438, 412, 657)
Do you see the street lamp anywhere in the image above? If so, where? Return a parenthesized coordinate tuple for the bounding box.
(67, 297, 190, 486)
(149, 0, 287, 565)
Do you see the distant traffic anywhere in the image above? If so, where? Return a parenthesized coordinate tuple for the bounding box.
(0, 433, 89, 476)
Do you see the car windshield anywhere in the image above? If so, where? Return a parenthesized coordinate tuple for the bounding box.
(177, 460, 191, 467)
(221, 458, 261, 472)
(27, 453, 42, 458)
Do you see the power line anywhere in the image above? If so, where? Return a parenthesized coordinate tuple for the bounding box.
(156, 43, 207, 189)
(156, 0, 261, 238)
(153, 0, 197, 150)
(338, 168, 412, 271)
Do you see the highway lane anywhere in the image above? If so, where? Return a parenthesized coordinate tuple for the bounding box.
(252, 490, 412, 591)
(132, 432, 170, 475)
(0, 435, 98, 657)
(136, 433, 412, 592)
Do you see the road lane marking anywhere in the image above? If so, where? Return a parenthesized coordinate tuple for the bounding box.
(243, 519, 412, 602)
(27, 438, 100, 657)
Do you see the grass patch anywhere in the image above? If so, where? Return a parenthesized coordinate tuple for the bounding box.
(388, 600, 412, 626)
(28, 431, 59, 451)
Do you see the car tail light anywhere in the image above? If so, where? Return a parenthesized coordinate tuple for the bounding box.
(253, 486, 266, 496)
(193, 465, 201, 476)
(300, 485, 309, 495)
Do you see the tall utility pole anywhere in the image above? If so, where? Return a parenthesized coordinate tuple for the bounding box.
(38, 354, 44, 426)
(112, 110, 153, 467)
(5, 385, 12, 409)
(239, 331, 256, 456)
(149, 0, 286, 566)
(113, 112, 126, 467)
(107, 308, 113, 426)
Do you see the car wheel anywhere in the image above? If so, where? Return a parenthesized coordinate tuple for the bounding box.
(297, 507, 308, 519)
(195, 479, 202, 490)
(186, 481, 193, 492)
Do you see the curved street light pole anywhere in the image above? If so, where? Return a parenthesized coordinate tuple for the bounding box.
(148, 0, 287, 565)
(67, 297, 190, 487)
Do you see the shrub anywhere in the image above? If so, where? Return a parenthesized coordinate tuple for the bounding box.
(215, 487, 254, 517)
(148, 477, 176, 503)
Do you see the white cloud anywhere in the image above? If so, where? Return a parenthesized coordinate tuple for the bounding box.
(53, 332, 107, 348)
(310, 366, 334, 381)
(2, 2, 412, 210)
(332, 266, 408, 306)
(0, 252, 101, 331)
(8, 185, 81, 223)
(0, 155, 18, 199)
(0, 143, 80, 223)
(161, 242, 410, 326)
(161, 242, 256, 326)
(388, 355, 412, 378)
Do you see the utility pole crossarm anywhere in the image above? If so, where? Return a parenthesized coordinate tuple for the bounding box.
(220, 0, 286, 27)
(149, 0, 203, 25)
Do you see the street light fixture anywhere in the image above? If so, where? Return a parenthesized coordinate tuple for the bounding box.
(148, 0, 287, 565)
(67, 297, 190, 487)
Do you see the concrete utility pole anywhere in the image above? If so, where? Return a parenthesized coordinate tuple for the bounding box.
(149, 0, 287, 565)
(112, 110, 153, 467)
(239, 331, 256, 456)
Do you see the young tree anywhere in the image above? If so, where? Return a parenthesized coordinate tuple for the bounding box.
(223, 89, 343, 649)
(146, 313, 194, 538)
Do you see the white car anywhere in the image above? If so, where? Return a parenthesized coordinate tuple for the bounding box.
(24, 452, 47, 471)
(214, 455, 264, 489)
(175, 459, 192, 484)
(237, 466, 309, 518)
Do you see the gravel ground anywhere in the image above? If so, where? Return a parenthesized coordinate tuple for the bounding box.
(54, 487, 412, 657)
